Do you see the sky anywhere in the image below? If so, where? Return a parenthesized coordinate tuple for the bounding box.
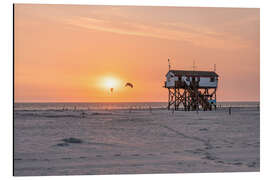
(14, 4, 260, 102)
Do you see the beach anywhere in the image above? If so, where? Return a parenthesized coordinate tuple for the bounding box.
(14, 103, 260, 176)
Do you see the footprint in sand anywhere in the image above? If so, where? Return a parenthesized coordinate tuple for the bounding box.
(247, 162, 256, 168)
(203, 152, 217, 161)
(199, 128, 208, 131)
(56, 143, 69, 147)
(61, 157, 71, 160)
(216, 160, 224, 164)
(233, 162, 243, 165)
(177, 162, 183, 165)
(29, 158, 37, 161)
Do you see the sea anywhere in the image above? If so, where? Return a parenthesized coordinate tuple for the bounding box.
(14, 101, 259, 111)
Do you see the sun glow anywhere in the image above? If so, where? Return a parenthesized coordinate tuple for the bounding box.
(103, 77, 120, 89)
(105, 78, 116, 88)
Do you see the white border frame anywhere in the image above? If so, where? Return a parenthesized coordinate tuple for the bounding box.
(1, 0, 269, 180)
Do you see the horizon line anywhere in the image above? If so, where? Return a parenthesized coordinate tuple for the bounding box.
(14, 100, 260, 103)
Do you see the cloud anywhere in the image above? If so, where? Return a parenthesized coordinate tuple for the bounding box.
(64, 15, 252, 50)
(54, 6, 259, 50)
(17, 4, 258, 50)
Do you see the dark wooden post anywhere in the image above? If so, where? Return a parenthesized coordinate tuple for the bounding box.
(168, 88, 171, 110)
(174, 87, 177, 110)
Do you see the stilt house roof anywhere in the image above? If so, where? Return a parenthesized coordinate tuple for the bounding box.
(168, 70, 219, 77)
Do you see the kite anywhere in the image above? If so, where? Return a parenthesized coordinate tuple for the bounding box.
(125, 82, 133, 88)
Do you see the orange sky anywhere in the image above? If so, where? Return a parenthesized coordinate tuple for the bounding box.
(14, 4, 260, 102)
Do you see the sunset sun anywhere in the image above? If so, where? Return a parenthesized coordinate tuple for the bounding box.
(103, 77, 120, 89)
(105, 78, 116, 88)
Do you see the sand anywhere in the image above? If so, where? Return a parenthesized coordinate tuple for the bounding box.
(14, 107, 260, 176)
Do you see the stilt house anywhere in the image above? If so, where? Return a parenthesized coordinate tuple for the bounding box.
(165, 70, 219, 111)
